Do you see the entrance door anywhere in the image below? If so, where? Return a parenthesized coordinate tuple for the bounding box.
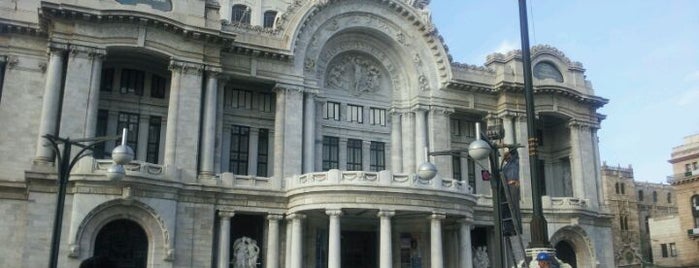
(341, 231, 377, 268)
(94, 219, 148, 268)
(555, 241, 577, 268)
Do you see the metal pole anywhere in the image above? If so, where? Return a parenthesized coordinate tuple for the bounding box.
(488, 147, 506, 268)
(48, 141, 71, 268)
(518, 0, 550, 249)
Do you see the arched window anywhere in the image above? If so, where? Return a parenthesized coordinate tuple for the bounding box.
(653, 191, 658, 203)
(692, 195, 699, 228)
(94, 219, 148, 267)
(667, 192, 672, 203)
(638, 190, 644, 201)
(263, 10, 277, 28)
(533, 61, 564, 82)
(232, 4, 251, 24)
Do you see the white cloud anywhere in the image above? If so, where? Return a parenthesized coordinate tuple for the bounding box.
(676, 88, 699, 106)
(493, 39, 519, 54)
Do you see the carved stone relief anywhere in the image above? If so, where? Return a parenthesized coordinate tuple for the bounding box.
(325, 53, 384, 96)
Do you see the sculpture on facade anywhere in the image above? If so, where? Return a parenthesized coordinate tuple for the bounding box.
(473, 246, 490, 268)
(231, 237, 260, 268)
(326, 54, 383, 96)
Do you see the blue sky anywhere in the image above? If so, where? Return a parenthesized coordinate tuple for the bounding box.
(431, 0, 699, 183)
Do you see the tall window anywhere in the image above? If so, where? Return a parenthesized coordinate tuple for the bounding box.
(347, 104, 363, 123)
(621, 183, 626, 194)
(101, 68, 114, 92)
(322, 136, 339, 171)
(257, 129, 269, 177)
(94, 110, 109, 159)
(369, 107, 386, 126)
(229, 125, 250, 175)
(324, 102, 341, 121)
(120, 69, 145, 95)
(450, 119, 461, 136)
(615, 183, 620, 194)
(667, 192, 672, 204)
(146, 116, 161, 163)
(620, 215, 629, 231)
(638, 190, 644, 201)
(117, 112, 140, 157)
(257, 93, 274, 112)
(468, 158, 476, 192)
(452, 156, 462, 181)
(369, 141, 385, 171)
(661, 244, 668, 258)
(225, 89, 253, 109)
(232, 5, 251, 24)
(669, 243, 677, 257)
(464, 121, 476, 137)
(347, 139, 363, 171)
(263, 10, 277, 28)
(150, 74, 166, 99)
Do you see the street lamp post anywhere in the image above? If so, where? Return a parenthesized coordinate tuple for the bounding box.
(44, 128, 134, 268)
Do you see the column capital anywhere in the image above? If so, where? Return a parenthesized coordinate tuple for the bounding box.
(169, 59, 204, 75)
(204, 65, 223, 74)
(273, 83, 305, 94)
(286, 213, 306, 221)
(377, 210, 395, 218)
(428, 106, 454, 115)
(429, 213, 446, 221)
(47, 42, 68, 54)
(218, 210, 235, 218)
(325, 209, 343, 217)
(267, 214, 284, 221)
(68, 44, 106, 59)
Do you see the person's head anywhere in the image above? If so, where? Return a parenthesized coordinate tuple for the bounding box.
(536, 252, 555, 267)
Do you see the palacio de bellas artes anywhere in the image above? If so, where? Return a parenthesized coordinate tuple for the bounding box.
(0, 0, 613, 267)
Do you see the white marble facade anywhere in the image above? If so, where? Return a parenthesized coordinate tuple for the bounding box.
(0, 0, 613, 267)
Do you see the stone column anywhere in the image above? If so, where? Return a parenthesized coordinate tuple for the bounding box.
(378, 210, 395, 268)
(288, 213, 305, 268)
(326, 209, 343, 268)
(219, 0, 231, 23)
(248, 128, 259, 176)
(273, 88, 285, 178)
(362, 140, 371, 171)
(569, 121, 585, 198)
(414, 108, 427, 167)
(200, 70, 219, 177)
(218, 210, 235, 268)
(303, 93, 316, 173)
(502, 115, 516, 145)
(390, 110, 403, 172)
(428, 108, 452, 178)
(516, 117, 532, 203)
(164, 60, 203, 180)
(284, 217, 293, 268)
(266, 214, 283, 268)
(137, 114, 150, 160)
(283, 88, 304, 177)
(35, 43, 67, 163)
(60, 45, 107, 141)
(339, 138, 348, 170)
(402, 112, 415, 173)
(430, 213, 446, 268)
(458, 220, 473, 268)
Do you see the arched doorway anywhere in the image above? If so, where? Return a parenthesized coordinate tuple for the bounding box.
(94, 219, 148, 268)
(555, 241, 577, 268)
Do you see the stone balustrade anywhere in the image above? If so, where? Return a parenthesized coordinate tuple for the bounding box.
(542, 196, 589, 210)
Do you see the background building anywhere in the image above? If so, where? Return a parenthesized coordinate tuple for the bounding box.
(660, 134, 699, 266)
(0, 0, 613, 267)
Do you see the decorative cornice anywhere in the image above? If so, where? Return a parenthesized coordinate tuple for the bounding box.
(169, 59, 204, 75)
(68, 44, 106, 59)
(217, 210, 235, 218)
(377, 210, 395, 218)
(38, 2, 236, 47)
(496, 82, 608, 109)
(325, 209, 343, 216)
(266, 214, 284, 221)
(0, 19, 46, 37)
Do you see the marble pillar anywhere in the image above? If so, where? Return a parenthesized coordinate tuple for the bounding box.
(390, 111, 403, 173)
(326, 209, 342, 268)
(266, 214, 283, 268)
(303, 93, 316, 173)
(569, 121, 585, 198)
(459, 220, 473, 268)
(428, 108, 452, 178)
(378, 210, 395, 268)
(248, 128, 259, 176)
(273, 88, 285, 178)
(430, 213, 445, 268)
(60, 45, 106, 141)
(414, 108, 427, 167)
(289, 213, 305, 268)
(35, 43, 67, 163)
(218, 211, 235, 268)
(200, 71, 219, 177)
(402, 112, 415, 173)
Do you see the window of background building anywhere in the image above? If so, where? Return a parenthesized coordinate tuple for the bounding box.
(621, 183, 626, 194)
(369, 141, 385, 172)
(638, 190, 644, 201)
(150, 74, 166, 99)
(667, 192, 672, 203)
(257, 129, 269, 177)
(653, 191, 658, 203)
(263, 10, 277, 28)
(620, 215, 629, 231)
(322, 136, 339, 171)
(120, 69, 145, 96)
(101, 68, 114, 92)
(670, 243, 677, 257)
(369, 107, 386, 126)
(324, 102, 341, 121)
(347, 104, 363, 123)
(229, 125, 250, 175)
(146, 116, 161, 164)
(645, 216, 650, 234)
(692, 195, 699, 228)
(615, 183, 620, 194)
(232, 5, 251, 24)
(347, 139, 363, 171)
(117, 112, 140, 158)
(661, 244, 668, 258)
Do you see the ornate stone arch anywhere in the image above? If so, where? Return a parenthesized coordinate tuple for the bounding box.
(290, 0, 451, 99)
(550, 225, 595, 267)
(71, 199, 174, 265)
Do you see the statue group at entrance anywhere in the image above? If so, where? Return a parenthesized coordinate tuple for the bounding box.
(231, 237, 260, 268)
